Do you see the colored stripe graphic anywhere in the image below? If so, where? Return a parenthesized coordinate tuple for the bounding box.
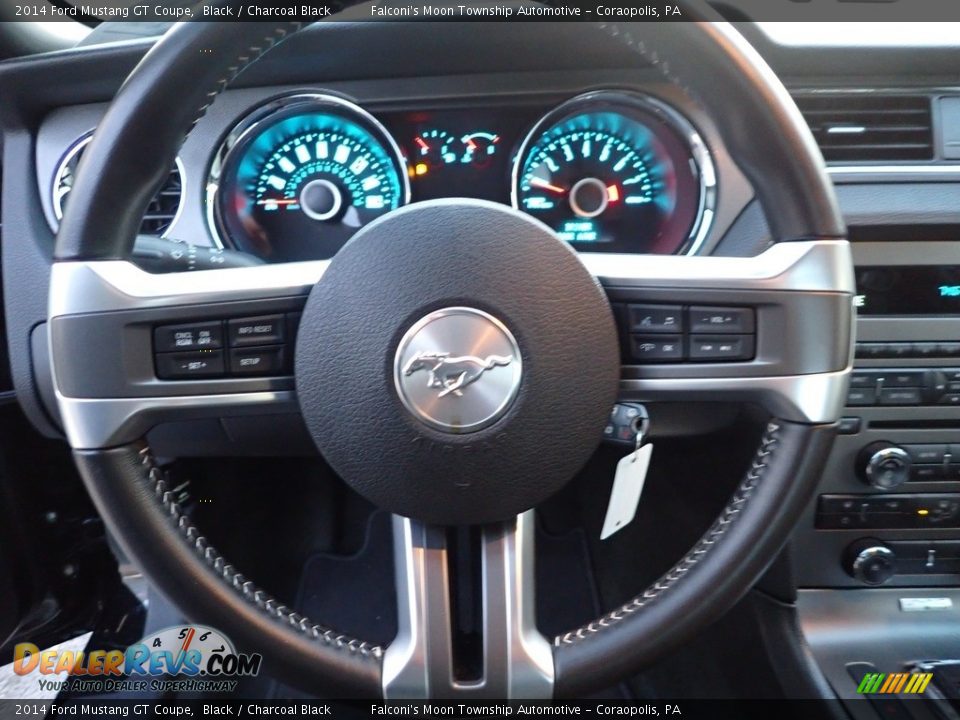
(858, 672, 932, 694)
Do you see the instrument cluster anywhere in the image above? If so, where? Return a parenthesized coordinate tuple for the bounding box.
(204, 91, 716, 263)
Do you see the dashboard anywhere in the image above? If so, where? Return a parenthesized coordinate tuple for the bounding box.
(4, 19, 960, 712)
(41, 84, 720, 263)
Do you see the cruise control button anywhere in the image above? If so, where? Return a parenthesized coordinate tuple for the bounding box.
(228, 315, 285, 347)
(627, 304, 684, 333)
(229, 345, 287, 375)
(156, 350, 225, 379)
(154, 321, 223, 352)
(689, 306, 755, 334)
(689, 334, 754, 361)
(630, 335, 683, 363)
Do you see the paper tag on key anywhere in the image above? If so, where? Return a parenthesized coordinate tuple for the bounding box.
(600, 443, 653, 540)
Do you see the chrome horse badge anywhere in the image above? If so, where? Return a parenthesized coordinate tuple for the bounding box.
(393, 307, 523, 432)
(402, 352, 514, 398)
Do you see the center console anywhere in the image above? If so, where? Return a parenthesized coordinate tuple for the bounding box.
(794, 240, 960, 589)
(792, 236, 960, 717)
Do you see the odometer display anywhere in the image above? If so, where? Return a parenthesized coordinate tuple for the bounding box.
(513, 93, 713, 255)
(211, 95, 408, 261)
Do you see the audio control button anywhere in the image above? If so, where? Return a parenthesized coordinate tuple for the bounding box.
(858, 442, 912, 489)
(838, 417, 862, 435)
(911, 465, 947, 481)
(879, 388, 923, 405)
(904, 444, 948, 464)
(844, 540, 897, 586)
(850, 372, 879, 388)
(848, 388, 877, 406)
(913, 343, 940, 358)
(882, 371, 925, 387)
(855, 343, 888, 359)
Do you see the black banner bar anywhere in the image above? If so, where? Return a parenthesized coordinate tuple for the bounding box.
(0, 698, 906, 720)
(9, 0, 960, 23)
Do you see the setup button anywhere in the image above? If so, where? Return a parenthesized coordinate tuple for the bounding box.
(229, 345, 287, 375)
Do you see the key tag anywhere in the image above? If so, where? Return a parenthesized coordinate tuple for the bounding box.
(600, 409, 653, 540)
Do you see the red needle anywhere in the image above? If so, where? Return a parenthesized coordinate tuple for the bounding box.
(256, 198, 297, 205)
(415, 137, 429, 151)
(530, 177, 566, 194)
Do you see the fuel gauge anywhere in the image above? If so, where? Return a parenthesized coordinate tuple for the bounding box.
(461, 132, 500, 167)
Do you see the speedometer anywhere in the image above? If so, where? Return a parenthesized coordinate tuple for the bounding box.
(512, 92, 715, 255)
(208, 94, 409, 261)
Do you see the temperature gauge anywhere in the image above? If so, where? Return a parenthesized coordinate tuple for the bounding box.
(411, 130, 458, 176)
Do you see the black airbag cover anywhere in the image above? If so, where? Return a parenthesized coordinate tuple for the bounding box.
(295, 199, 619, 524)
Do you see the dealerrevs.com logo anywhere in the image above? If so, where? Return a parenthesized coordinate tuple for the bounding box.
(13, 625, 262, 694)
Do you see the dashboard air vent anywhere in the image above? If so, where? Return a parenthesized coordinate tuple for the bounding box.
(793, 94, 933, 162)
(53, 134, 184, 236)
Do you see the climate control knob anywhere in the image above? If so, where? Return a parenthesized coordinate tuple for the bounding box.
(857, 442, 912, 490)
(844, 540, 897, 585)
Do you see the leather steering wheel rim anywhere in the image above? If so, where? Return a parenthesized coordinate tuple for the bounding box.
(53, 5, 846, 698)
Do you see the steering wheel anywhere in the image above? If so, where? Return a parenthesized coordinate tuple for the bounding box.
(49, 8, 853, 699)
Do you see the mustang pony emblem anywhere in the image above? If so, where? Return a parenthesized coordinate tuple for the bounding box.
(403, 351, 514, 398)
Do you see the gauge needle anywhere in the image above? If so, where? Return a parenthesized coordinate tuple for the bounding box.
(415, 137, 430, 153)
(529, 177, 566, 194)
(256, 198, 297, 205)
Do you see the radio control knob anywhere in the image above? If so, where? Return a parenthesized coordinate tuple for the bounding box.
(844, 540, 897, 585)
(857, 442, 912, 490)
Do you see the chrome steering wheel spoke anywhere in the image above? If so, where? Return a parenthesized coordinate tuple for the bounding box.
(383, 512, 553, 699)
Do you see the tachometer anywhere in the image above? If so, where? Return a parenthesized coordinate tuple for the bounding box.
(512, 92, 715, 255)
(208, 94, 409, 261)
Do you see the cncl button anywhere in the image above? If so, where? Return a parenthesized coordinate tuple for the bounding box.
(154, 321, 223, 352)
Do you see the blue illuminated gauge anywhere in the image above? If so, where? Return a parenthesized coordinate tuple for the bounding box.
(209, 94, 409, 261)
(512, 92, 715, 255)
(461, 132, 500, 167)
(413, 129, 458, 171)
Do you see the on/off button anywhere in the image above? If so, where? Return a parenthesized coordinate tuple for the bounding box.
(228, 315, 285, 347)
